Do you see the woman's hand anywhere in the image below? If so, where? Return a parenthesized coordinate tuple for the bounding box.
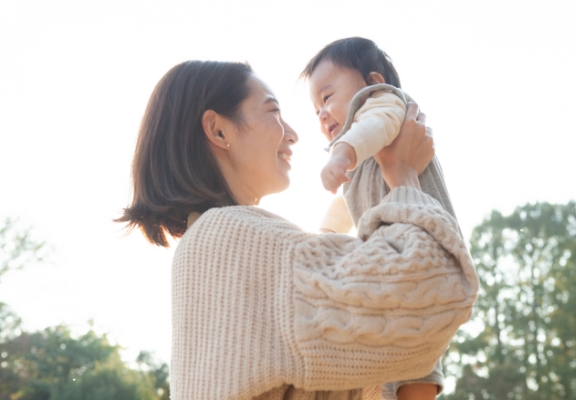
(373, 103, 434, 190)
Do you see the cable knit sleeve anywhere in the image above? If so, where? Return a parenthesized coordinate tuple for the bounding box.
(290, 186, 478, 391)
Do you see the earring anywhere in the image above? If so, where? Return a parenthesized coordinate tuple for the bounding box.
(226, 143, 230, 148)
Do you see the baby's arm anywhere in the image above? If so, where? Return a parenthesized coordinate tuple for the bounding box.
(339, 90, 406, 167)
(321, 91, 406, 193)
(320, 143, 355, 193)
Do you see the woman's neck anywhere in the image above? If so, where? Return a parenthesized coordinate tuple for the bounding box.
(232, 187, 260, 206)
(223, 173, 261, 206)
(213, 146, 262, 206)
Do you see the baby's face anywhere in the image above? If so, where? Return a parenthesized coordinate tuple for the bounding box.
(309, 60, 367, 141)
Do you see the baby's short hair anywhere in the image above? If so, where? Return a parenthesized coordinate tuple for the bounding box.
(301, 37, 401, 88)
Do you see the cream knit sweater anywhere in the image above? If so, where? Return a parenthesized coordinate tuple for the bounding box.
(171, 187, 478, 399)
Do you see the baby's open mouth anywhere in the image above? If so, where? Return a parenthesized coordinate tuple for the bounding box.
(329, 123, 339, 137)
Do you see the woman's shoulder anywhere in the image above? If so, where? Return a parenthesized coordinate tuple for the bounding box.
(178, 205, 304, 250)
(201, 205, 298, 229)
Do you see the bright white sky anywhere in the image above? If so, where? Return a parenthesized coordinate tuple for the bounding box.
(1, 0, 575, 378)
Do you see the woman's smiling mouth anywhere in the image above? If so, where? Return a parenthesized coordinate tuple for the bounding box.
(278, 152, 292, 168)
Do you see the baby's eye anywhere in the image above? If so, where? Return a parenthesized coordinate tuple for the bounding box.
(323, 94, 331, 103)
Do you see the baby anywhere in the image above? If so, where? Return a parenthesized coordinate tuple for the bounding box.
(301, 37, 458, 399)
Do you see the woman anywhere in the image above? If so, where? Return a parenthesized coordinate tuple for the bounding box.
(118, 61, 478, 400)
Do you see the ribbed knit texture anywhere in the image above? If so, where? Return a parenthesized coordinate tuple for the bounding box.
(170, 187, 478, 399)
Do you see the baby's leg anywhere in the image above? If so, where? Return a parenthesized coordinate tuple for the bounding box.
(381, 360, 443, 400)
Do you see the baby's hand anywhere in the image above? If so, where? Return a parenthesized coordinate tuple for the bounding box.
(321, 156, 351, 193)
(321, 143, 356, 193)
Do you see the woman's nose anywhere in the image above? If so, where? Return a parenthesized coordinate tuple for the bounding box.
(282, 119, 299, 144)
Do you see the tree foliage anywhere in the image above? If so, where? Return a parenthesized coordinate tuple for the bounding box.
(0, 218, 48, 283)
(0, 219, 170, 399)
(443, 202, 576, 399)
(0, 325, 170, 400)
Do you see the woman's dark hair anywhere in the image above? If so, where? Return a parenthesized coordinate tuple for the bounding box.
(116, 61, 254, 247)
(301, 37, 401, 88)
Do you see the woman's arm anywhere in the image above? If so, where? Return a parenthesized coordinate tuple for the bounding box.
(291, 186, 478, 391)
(373, 102, 433, 191)
(370, 103, 443, 399)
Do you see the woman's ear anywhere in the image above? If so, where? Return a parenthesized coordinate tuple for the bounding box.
(367, 72, 386, 85)
(202, 110, 230, 150)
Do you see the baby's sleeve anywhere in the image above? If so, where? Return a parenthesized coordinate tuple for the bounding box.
(335, 91, 406, 168)
(319, 195, 354, 233)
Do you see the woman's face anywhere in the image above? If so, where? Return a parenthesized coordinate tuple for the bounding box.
(226, 75, 298, 202)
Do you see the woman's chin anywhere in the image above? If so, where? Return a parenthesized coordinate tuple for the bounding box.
(267, 174, 291, 196)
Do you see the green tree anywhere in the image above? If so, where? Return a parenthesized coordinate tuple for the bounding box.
(443, 202, 576, 399)
(136, 351, 170, 400)
(0, 218, 46, 397)
(0, 219, 170, 399)
(0, 218, 48, 283)
(0, 303, 24, 398)
(0, 325, 168, 400)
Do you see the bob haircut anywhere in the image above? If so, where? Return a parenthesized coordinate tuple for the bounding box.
(117, 61, 254, 247)
(300, 37, 401, 88)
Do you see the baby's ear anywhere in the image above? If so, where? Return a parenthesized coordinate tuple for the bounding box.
(367, 72, 386, 85)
